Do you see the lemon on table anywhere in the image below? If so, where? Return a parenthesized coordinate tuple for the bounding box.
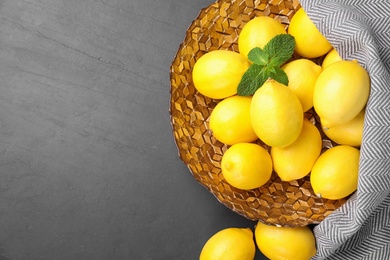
(322, 109, 365, 147)
(209, 95, 258, 145)
(271, 119, 322, 181)
(199, 227, 255, 260)
(310, 145, 360, 200)
(192, 50, 250, 99)
(282, 58, 322, 112)
(313, 60, 370, 127)
(250, 79, 304, 147)
(255, 221, 316, 260)
(322, 48, 342, 69)
(288, 8, 332, 58)
(238, 16, 286, 58)
(221, 143, 272, 190)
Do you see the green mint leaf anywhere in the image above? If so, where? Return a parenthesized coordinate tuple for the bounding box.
(237, 64, 268, 96)
(269, 66, 289, 86)
(237, 34, 295, 95)
(268, 66, 276, 74)
(263, 34, 295, 67)
(247, 47, 269, 66)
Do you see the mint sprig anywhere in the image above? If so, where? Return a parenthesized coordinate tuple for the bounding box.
(237, 34, 295, 96)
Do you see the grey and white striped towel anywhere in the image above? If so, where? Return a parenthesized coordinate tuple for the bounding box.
(300, 0, 390, 259)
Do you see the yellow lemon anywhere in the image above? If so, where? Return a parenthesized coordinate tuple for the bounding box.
(282, 58, 322, 112)
(271, 119, 322, 181)
(310, 145, 360, 200)
(250, 79, 304, 147)
(323, 109, 365, 147)
(192, 50, 250, 99)
(288, 8, 332, 58)
(199, 227, 255, 260)
(221, 143, 272, 190)
(322, 48, 342, 69)
(238, 16, 286, 58)
(313, 60, 370, 127)
(255, 221, 316, 260)
(209, 95, 258, 145)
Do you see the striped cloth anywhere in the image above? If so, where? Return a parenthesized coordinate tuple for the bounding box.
(300, 0, 390, 259)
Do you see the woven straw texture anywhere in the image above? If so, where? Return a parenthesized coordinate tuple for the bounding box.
(170, 0, 348, 227)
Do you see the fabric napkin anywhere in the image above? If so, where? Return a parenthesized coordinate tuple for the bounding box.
(300, 0, 390, 259)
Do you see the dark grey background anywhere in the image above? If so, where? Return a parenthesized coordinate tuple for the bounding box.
(0, 0, 267, 259)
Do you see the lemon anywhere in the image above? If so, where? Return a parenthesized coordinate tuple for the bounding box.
(209, 95, 258, 145)
(313, 60, 370, 127)
(282, 58, 322, 112)
(255, 221, 316, 260)
(323, 109, 365, 147)
(271, 119, 322, 181)
(221, 143, 272, 190)
(199, 227, 255, 260)
(192, 50, 250, 99)
(238, 16, 286, 58)
(322, 48, 342, 69)
(310, 145, 360, 200)
(250, 79, 304, 147)
(288, 8, 332, 58)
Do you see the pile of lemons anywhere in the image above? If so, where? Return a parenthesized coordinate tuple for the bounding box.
(192, 7, 371, 260)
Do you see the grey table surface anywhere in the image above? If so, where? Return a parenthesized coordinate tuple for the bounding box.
(0, 0, 268, 259)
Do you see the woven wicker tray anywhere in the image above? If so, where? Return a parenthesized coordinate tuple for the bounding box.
(169, 0, 348, 227)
